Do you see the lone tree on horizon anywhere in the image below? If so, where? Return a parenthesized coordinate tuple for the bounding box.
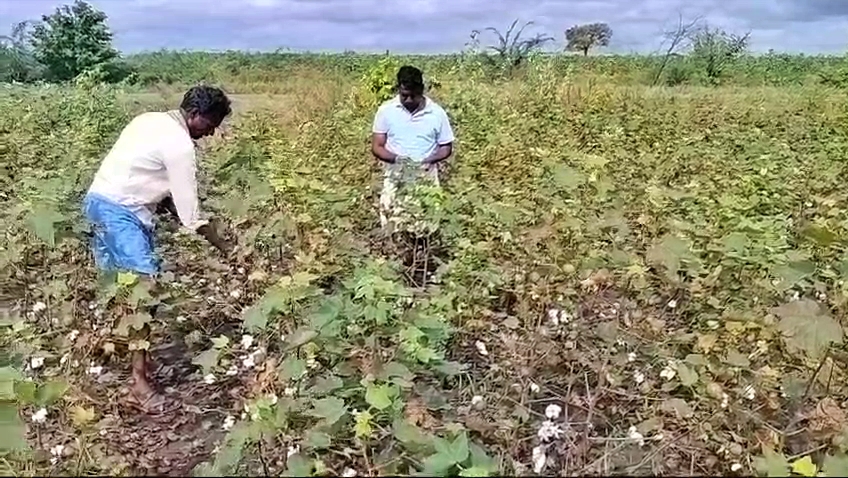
(565, 23, 613, 56)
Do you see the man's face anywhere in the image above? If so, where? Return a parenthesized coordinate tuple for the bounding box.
(398, 85, 424, 113)
(186, 113, 221, 140)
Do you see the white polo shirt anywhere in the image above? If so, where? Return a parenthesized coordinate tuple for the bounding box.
(87, 110, 208, 231)
(372, 96, 455, 162)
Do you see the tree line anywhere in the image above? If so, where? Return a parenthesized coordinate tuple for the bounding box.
(0, 0, 768, 86)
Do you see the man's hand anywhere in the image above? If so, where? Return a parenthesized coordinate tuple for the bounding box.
(197, 222, 233, 255)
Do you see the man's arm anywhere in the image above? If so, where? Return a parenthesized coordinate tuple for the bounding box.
(422, 109, 455, 165)
(371, 133, 397, 164)
(163, 145, 232, 254)
(371, 106, 398, 164)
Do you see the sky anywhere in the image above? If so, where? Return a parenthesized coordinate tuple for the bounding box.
(2, 0, 848, 55)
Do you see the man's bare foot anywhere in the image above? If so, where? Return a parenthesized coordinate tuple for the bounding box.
(127, 350, 176, 415)
(125, 387, 177, 415)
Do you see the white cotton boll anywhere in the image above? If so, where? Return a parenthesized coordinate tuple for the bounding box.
(30, 356, 45, 369)
(667, 299, 677, 309)
(222, 415, 235, 431)
(537, 420, 564, 441)
(269, 394, 278, 405)
(660, 365, 676, 381)
(50, 444, 64, 457)
(242, 355, 256, 369)
(471, 395, 484, 406)
(60, 354, 70, 365)
(628, 426, 645, 446)
(633, 370, 645, 384)
(529, 382, 540, 393)
(88, 365, 103, 376)
(342, 468, 357, 477)
(237, 267, 246, 275)
(32, 302, 47, 313)
(229, 289, 242, 299)
(547, 309, 560, 326)
(240, 335, 254, 349)
(532, 446, 546, 474)
(31, 408, 48, 423)
(545, 404, 562, 420)
(475, 341, 489, 356)
(68, 330, 80, 342)
(731, 463, 743, 472)
(287, 445, 299, 458)
(743, 385, 755, 400)
(627, 352, 637, 363)
(721, 393, 729, 408)
(226, 365, 239, 376)
(284, 387, 297, 396)
(203, 373, 216, 384)
(176, 316, 187, 323)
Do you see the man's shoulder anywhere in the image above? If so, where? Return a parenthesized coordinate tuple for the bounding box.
(376, 97, 400, 113)
(425, 98, 449, 117)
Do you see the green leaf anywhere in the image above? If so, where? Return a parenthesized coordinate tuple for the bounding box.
(278, 356, 307, 382)
(459, 466, 490, 477)
(433, 432, 470, 465)
(0, 402, 28, 453)
(308, 397, 347, 426)
(676, 363, 698, 386)
(211, 335, 230, 349)
(304, 428, 331, 449)
(393, 418, 431, 446)
(421, 452, 458, 476)
(282, 453, 314, 477)
(36, 379, 68, 406)
(0, 367, 23, 401)
(27, 206, 64, 247)
(242, 303, 270, 332)
(550, 164, 586, 192)
(469, 442, 499, 473)
(823, 454, 848, 477)
(754, 448, 790, 478)
(791, 455, 818, 477)
(115, 312, 152, 337)
(365, 383, 395, 411)
(308, 374, 343, 395)
(116, 271, 138, 287)
(283, 328, 319, 352)
(192, 348, 220, 375)
(645, 234, 701, 278)
(774, 299, 844, 359)
(354, 410, 373, 438)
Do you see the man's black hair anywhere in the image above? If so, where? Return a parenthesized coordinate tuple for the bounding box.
(397, 65, 424, 93)
(180, 85, 232, 123)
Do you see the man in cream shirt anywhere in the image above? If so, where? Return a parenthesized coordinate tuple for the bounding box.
(83, 85, 231, 413)
(371, 65, 455, 228)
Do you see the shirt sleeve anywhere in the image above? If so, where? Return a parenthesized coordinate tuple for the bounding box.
(372, 106, 389, 134)
(436, 109, 455, 145)
(162, 142, 208, 231)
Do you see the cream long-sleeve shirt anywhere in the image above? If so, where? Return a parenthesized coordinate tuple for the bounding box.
(87, 110, 208, 231)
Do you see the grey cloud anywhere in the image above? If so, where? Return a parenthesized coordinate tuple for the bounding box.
(2, 0, 848, 54)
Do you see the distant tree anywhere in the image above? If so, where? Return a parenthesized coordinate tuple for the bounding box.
(565, 23, 613, 56)
(651, 14, 702, 86)
(0, 21, 43, 82)
(29, 0, 119, 81)
(475, 19, 554, 68)
(688, 25, 749, 84)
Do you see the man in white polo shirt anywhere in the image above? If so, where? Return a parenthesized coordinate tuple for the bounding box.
(83, 85, 232, 413)
(371, 65, 455, 228)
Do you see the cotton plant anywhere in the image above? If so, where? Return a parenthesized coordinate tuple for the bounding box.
(384, 157, 445, 236)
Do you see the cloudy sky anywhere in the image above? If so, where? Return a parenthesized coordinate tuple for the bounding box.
(2, 0, 847, 54)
